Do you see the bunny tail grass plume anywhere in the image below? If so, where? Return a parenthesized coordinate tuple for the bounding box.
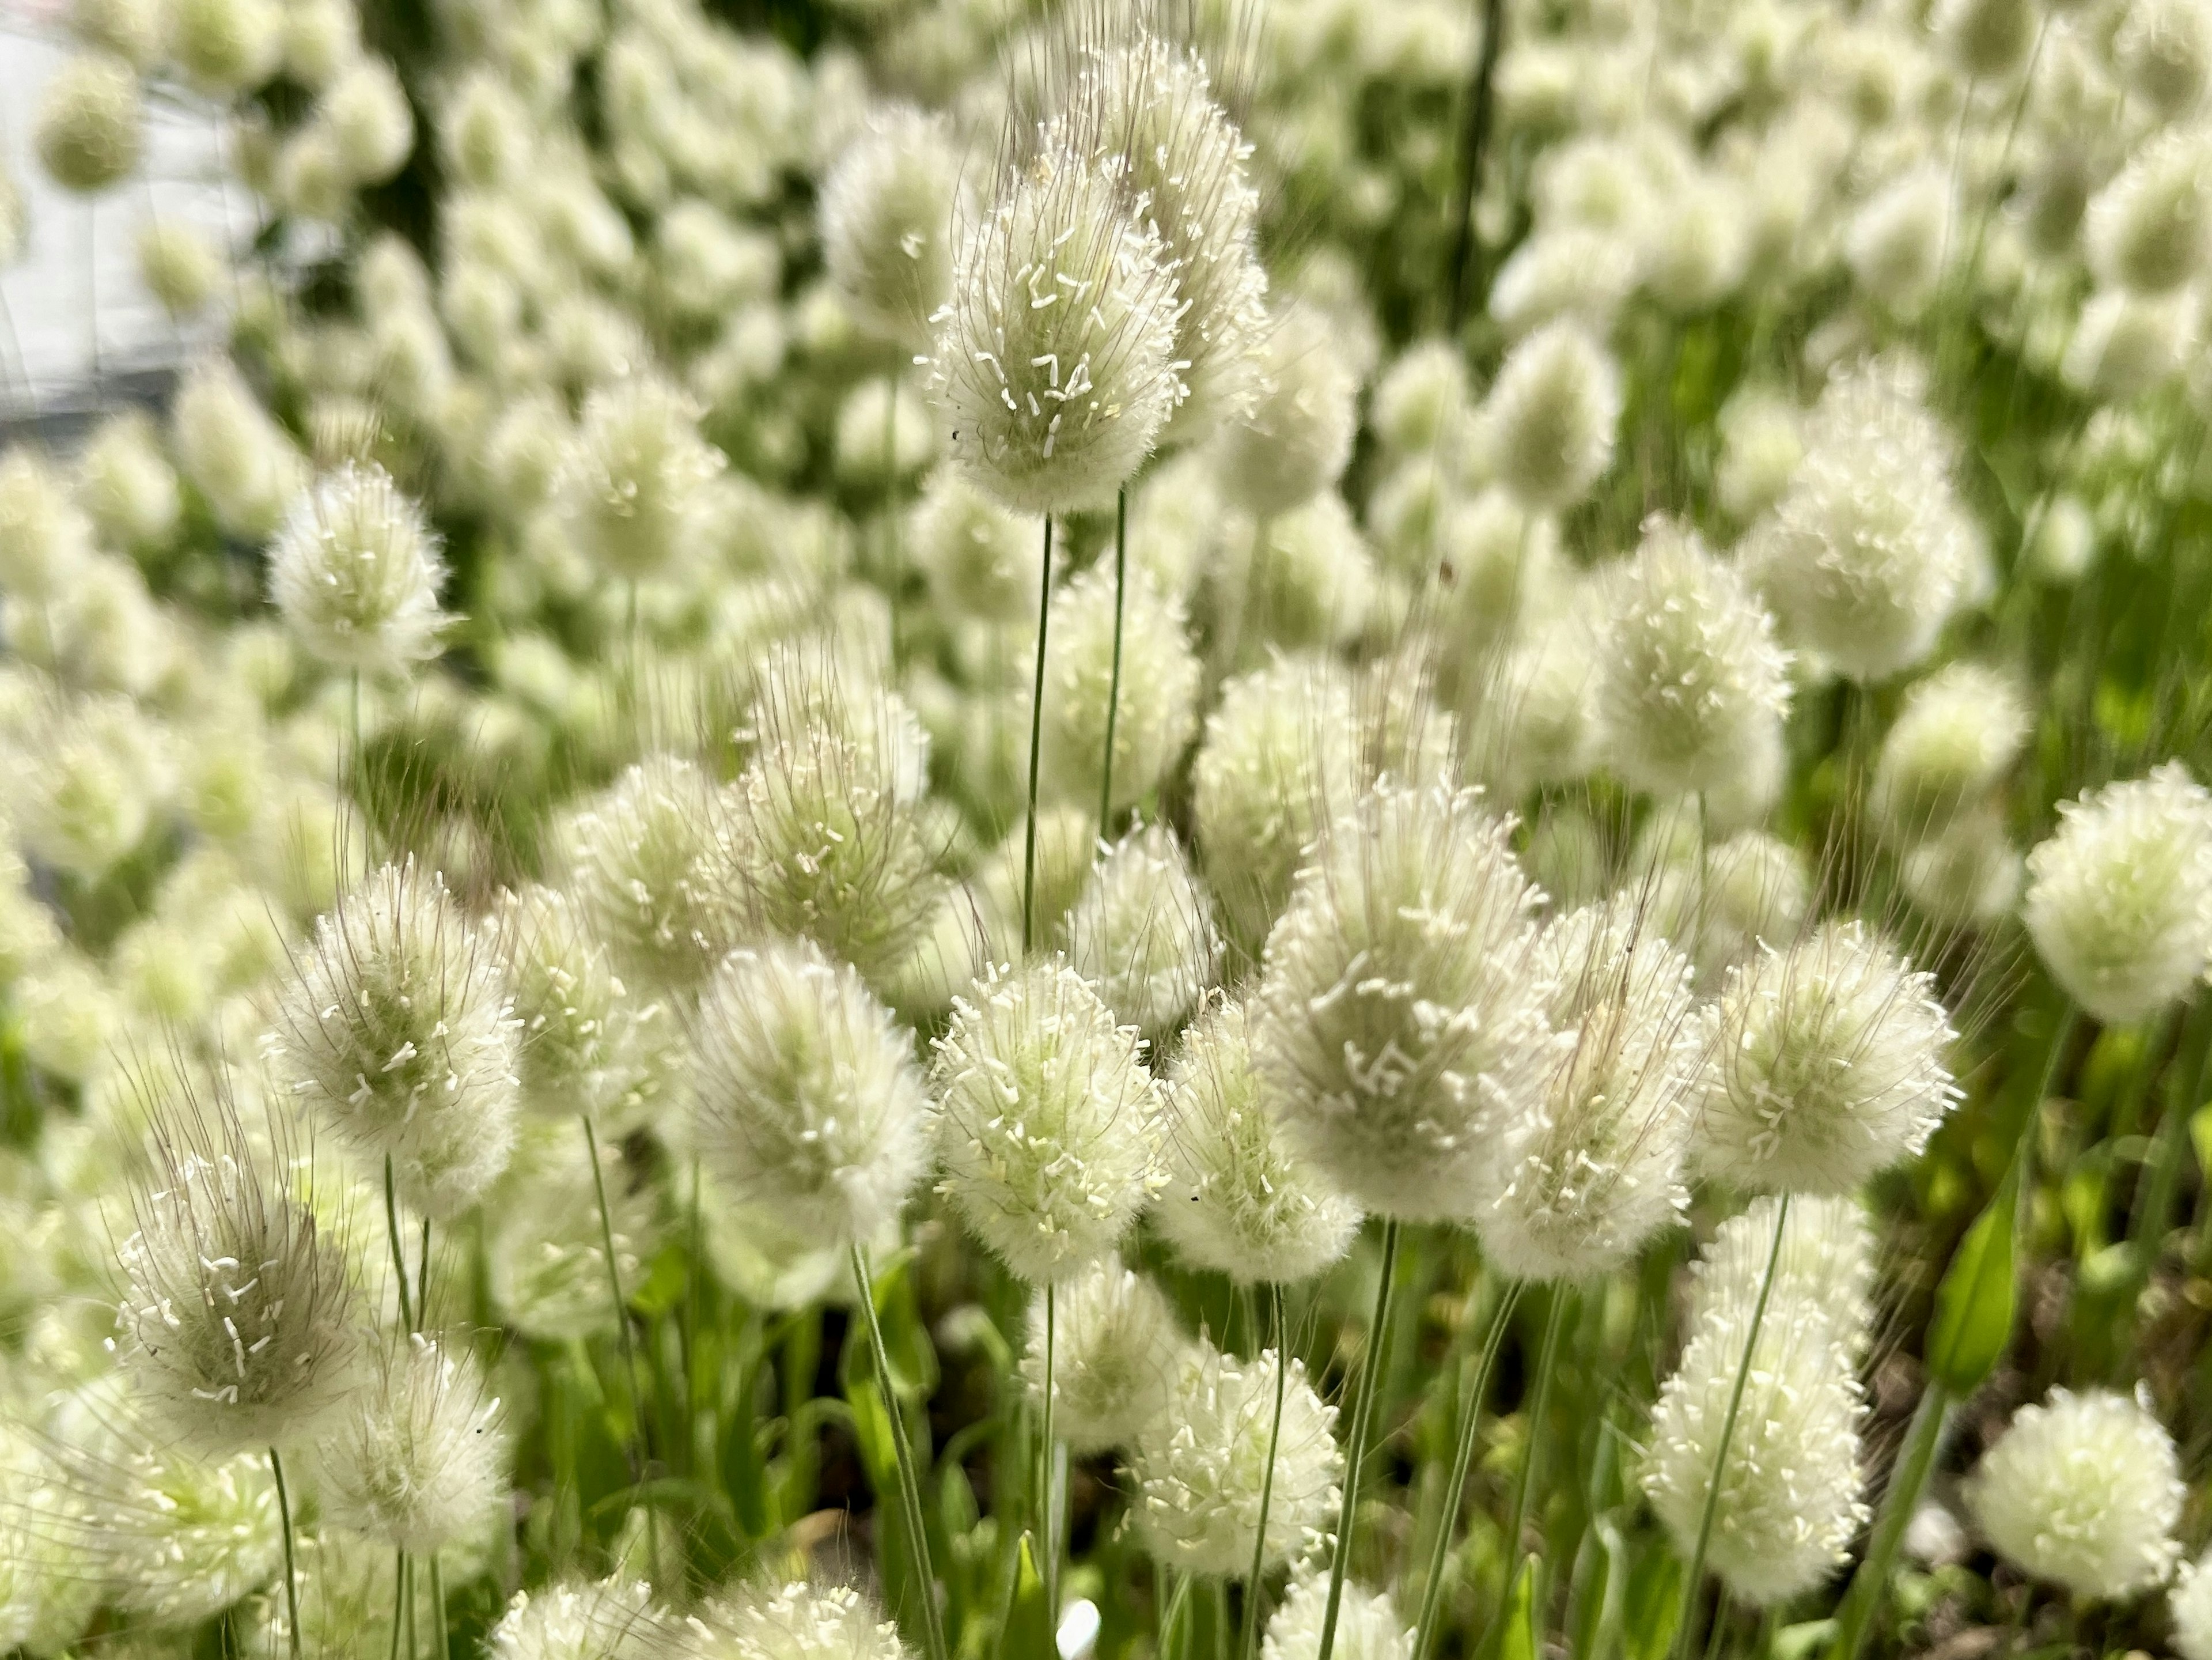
(930, 958, 1162, 1281)
(1064, 820, 1222, 1041)
(1474, 900, 1703, 1281)
(35, 53, 143, 193)
(2024, 763, 2212, 1025)
(173, 359, 304, 540)
(687, 936, 929, 1249)
(911, 467, 1044, 625)
(715, 644, 945, 986)
(555, 373, 724, 584)
(1020, 1257, 1194, 1454)
(494, 881, 657, 1126)
(487, 1118, 659, 1342)
(1035, 561, 1203, 816)
(77, 409, 183, 553)
(1964, 1387, 2184, 1601)
(2086, 128, 2212, 298)
(112, 1065, 361, 1456)
(1217, 302, 1359, 516)
(676, 1579, 912, 1659)
(820, 104, 968, 354)
(1129, 1337, 1343, 1577)
(926, 128, 1184, 514)
(1481, 319, 1622, 513)
(1642, 1196, 1873, 1605)
(1695, 920, 1959, 1194)
(1061, 20, 1268, 445)
(488, 1576, 665, 1660)
(315, 1330, 509, 1553)
(1594, 515, 1791, 800)
(1157, 990, 1363, 1284)
(0, 448, 93, 600)
(1741, 357, 1976, 682)
(1870, 663, 2030, 847)
(2173, 1551, 2212, 1660)
(557, 753, 738, 997)
(1263, 1572, 1414, 1660)
(268, 461, 449, 675)
(1251, 777, 1556, 1223)
(264, 856, 521, 1219)
(244, 1527, 451, 1660)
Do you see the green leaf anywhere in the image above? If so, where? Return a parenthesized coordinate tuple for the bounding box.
(1001, 1533, 1052, 1660)
(1926, 1160, 2020, 1394)
(1622, 1540, 1682, 1660)
(1498, 1556, 1541, 1660)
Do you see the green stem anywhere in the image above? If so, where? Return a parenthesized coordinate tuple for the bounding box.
(1099, 486, 1127, 841)
(1021, 517, 1055, 956)
(388, 1550, 406, 1660)
(1238, 1282, 1292, 1660)
(850, 1245, 951, 1660)
(1828, 1385, 1952, 1660)
(583, 1115, 660, 1590)
(416, 1215, 430, 1332)
(1498, 1289, 1570, 1620)
(1445, 0, 1507, 328)
(430, 1555, 449, 1660)
(384, 1153, 414, 1334)
(1668, 1195, 1792, 1660)
(271, 1447, 302, 1660)
(1412, 1281, 1525, 1660)
(1315, 1220, 1403, 1660)
(1041, 1279, 1061, 1625)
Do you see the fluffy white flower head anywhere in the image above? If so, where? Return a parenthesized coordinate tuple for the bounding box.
(1065, 822, 1221, 1040)
(268, 463, 448, 674)
(318, 1333, 509, 1553)
(1019, 1258, 1193, 1455)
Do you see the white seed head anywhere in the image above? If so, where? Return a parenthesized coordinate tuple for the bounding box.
(1692, 830, 1815, 986)
(2024, 763, 2212, 1024)
(265, 858, 521, 1219)
(2087, 128, 2212, 297)
(0, 448, 94, 600)
(172, 360, 305, 540)
(1157, 991, 1363, 1284)
(1251, 778, 1554, 1222)
(821, 105, 968, 353)
(681, 1579, 909, 1660)
(1262, 1573, 1414, 1660)
(316, 1333, 509, 1553)
(268, 463, 448, 674)
(1742, 358, 1976, 682)
(1715, 388, 1804, 524)
(76, 409, 182, 552)
(927, 142, 1184, 513)
(35, 54, 143, 194)
(1035, 561, 1202, 816)
(2061, 285, 2199, 400)
(1226, 492, 1378, 661)
(1844, 165, 1953, 322)
(1217, 304, 1359, 516)
(1965, 1387, 2184, 1601)
(556, 375, 725, 583)
(1129, 1340, 1342, 1577)
(688, 936, 929, 1250)
(320, 56, 414, 184)
(494, 882, 651, 1125)
(2118, 0, 2212, 118)
(557, 754, 739, 996)
(12, 689, 167, 881)
(930, 958, 1161, 1282)
(1019, 1257, 1193, 1454)
(1593, 516, 1791, 799)
(1065, 821, 1222, 1039)
(2173, 1549, 2212, 1660)
(1482, 320, 1620, 513)
(488, 1578, 665, 1660)
(165, 0, 279, 93)
(1642, 1196, 1872, 1605)
(1696, 920, 1959, 1194)
(487, 1121, 659, 1343)
(1373, 339, 1471, 459)
(1934, 0, 2036, 78)
(834, 376, 939, 487)
(1475, 901, 1703, 1281)
(1459, 615, 1599, 802)
(1870, 663, 2030, 845)
(136, 219, 224, 319)
(1900, 807, 2026, 927)
(911, 467, 1044, 625)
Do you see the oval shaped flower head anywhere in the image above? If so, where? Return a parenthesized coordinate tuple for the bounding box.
(1696, 920, 1959, 1193)
(1227, 492, 1377, 662)
(1068, 30, 1268, 445)
(1129, 1340, 1342, 1577)
(487, 1121, 658, 1343)
(494, 882, 645, 1126)
(1742, 358, 1976, 683)
(1694, 830, 1813, 986)
(1593, 516, 1791, 800)
(1217, 303, 1358, 516)
(1192, 654, 1359, 951)
(2173, 1549, 2212, 1660)
(1373, 339, 1472, 460)
(1902, 807, 2026, 927)
(1035, 562, 1202, 815)
(77, 409, 182, 553)
(113, 1083, 359, 1455)
(89, 1440, 285, 1624)
(35, 54, 143, 193)
(0, 448, 93, 600)
(930, 958, 1161, 1282)
(1934, 0, 2036, 77)
(2024, 763, 2212, 1024)
(173, 359, 303, 540)
(320, 56, 412, 184)
(911, 467, 1043, 625)
(317, 1333, 508, 1554)
(1020, 1257, 1194, 1455)
(927, 141, 1183, 514)
(556, 375, 724, 584)
(1158, 992, 1363, 1284)
(688, 937, 929, 1250)
(1482, 319, 1622, 513)
(1263, 1573, 1414, 1660)
(2118, 0, 2212, 119)
(558, 754, 739, 996)
(15, 689, 166, 882)
(1964, 1387, 2184, 1601)
(266, 858, 521, 1219)
(821, 105, 968, 354)
(1065, 821, 1222, 1041)
(268, 462, 448, 675)
(2087, 128, 2212, 298)
(1845, 166, 1953, 322)
(1870, 663, 2030, 845)
(165, 0, 278, 94)
(1475, 901, 1703, 1281)
(683, 1579, 908, 1660)
(488, 1578, 664, 1660)
(1251, 778, 1554, 1222)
